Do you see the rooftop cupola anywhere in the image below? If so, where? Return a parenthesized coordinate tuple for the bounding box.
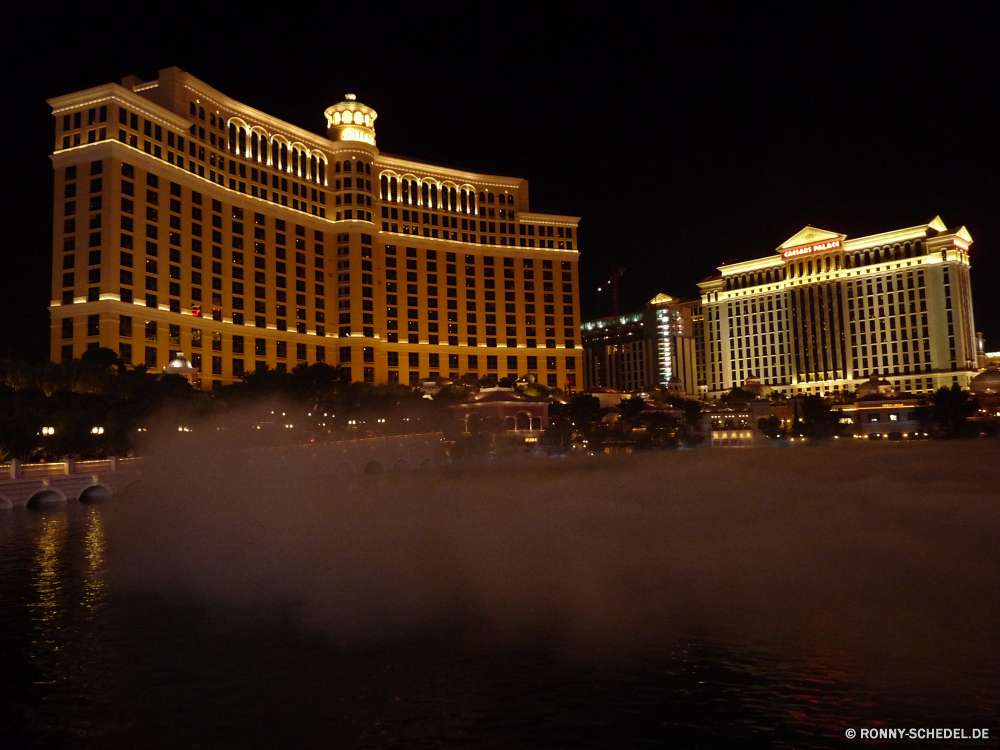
(324, 94, 377, 148)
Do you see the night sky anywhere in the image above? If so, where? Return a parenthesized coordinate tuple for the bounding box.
(4, 7, 999, 363)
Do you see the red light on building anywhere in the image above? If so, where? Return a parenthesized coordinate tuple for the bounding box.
(782, 239, 841, 259)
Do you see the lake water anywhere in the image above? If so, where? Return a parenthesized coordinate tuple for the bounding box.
(2, 444, 998, 748)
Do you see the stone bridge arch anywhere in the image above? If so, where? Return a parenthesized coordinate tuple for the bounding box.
(78, 484, 112, 502)
(26, 488, 67, 509)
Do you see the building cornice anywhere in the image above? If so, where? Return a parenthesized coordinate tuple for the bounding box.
(47, 83, 190, 131)
(173, 70, 335, 154)
(518, 212, 580, 227)
(376, 153, 524, 189)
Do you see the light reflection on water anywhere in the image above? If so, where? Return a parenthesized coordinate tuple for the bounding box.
(1, 501, 996, 749)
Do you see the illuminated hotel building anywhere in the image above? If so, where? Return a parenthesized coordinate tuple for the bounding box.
(697, 218, 978, 399)
(581, 294, 697, 394)
(46, 68, 581, 389)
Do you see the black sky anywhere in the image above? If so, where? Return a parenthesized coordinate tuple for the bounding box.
(3, 6, 999, 362)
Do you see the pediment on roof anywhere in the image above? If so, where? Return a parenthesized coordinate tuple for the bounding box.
(928, 215, 947, 232)
(777, 226, 845, 252)
(648, 293, 675, 305)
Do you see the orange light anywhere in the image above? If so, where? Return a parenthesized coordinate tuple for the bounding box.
(782, 239, 841, 259)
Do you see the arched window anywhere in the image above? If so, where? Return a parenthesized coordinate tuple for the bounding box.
(291, 148, 299, 175)
(487, 192, 495, 204)
(251, 133, 258, 161)
(334, 161, 341, 173)
(478, 191, 486, 203)
(342, 160, 351, 172)
(229, 123, 237, 152)
(272, 140, 279, 167)
(450, 187, 457, 211)
(238, 127, 246, 157)
(507, 194, 514, 205)
(430, 184, 438, 208)
(401, 180, 409, 204)
(280, 143, 288, 171)
(318, 160, 325, 184)
(422, 183, 429, 206)
(390, 176, 397, 202)
(461, 190, 468, 213)
(409, 180, 417, 204)
(380, 175, 388, 199)
(199, 106, 205, 121)
(469, 192, 476, 213)
(189, 102, 196, 115)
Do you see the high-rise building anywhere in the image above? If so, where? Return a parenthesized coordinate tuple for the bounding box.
(581, 294, 698, 394)
(697, 218, 978, 398)
(47, 68, 581, 389)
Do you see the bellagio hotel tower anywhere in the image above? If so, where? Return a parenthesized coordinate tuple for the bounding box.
(47, 68, 581, 389)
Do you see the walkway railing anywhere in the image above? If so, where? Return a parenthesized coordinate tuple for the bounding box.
(0, 457, 142, 481)
(1, 436, 440, 481)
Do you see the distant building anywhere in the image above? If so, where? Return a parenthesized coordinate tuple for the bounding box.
(448, 388, 549, 436)
(832, 376, 923, 438)
(970, 363, 1000, 418)
(581, 293, 697, 395)
(700, 401, 774, 447)
(697, 218, 979, 400)
(162, 350, 200, 387)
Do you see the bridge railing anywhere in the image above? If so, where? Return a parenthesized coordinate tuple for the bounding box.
(0, 457, 143, 481)
(2, 436, 440, 481)
(18, 463, 70, 478)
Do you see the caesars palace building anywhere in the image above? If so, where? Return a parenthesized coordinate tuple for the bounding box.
(582, 217, 978, 400)
(46, 68, 581, 389)
(695, 218, 978, 398)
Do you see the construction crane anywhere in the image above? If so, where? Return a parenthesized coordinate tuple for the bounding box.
(596, 265, 626, 389)
(597, 265, 625, 317)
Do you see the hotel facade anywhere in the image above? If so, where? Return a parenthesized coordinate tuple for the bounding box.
(580, 294, 698, 395)
(47, 68, 581, 389)
(697, 219, 978, 399)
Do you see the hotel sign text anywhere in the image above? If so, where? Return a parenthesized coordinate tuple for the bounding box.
(782, 239, 841, 259)
(340, 128, 375, 145)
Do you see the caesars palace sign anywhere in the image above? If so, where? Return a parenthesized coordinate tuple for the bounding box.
(782, 239, 841, 259)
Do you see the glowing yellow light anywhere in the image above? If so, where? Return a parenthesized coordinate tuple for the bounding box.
(340, 128, 375, 145)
